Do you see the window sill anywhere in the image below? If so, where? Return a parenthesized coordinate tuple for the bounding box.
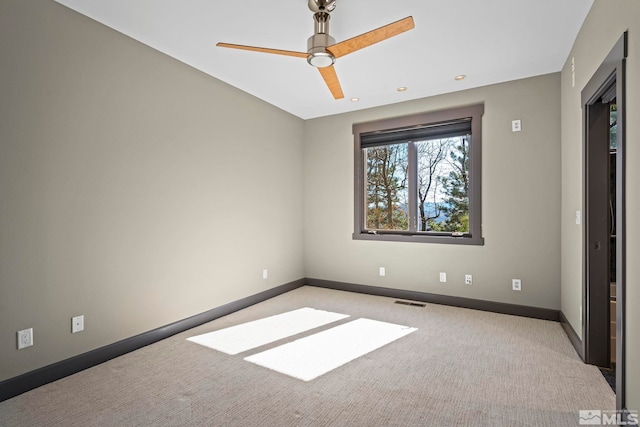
(352, 232, 484, 246)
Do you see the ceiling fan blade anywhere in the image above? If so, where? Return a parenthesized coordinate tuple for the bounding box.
(216, 43, 308, 59)
(318, 65, 344, 99)
(326, 16, 415, 59)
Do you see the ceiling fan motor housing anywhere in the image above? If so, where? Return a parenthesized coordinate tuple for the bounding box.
(307, 12, 336, 67)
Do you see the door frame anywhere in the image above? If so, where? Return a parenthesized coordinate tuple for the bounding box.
(581, 32, 627, 409)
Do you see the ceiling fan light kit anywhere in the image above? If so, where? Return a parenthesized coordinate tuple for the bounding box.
(216, 0, 414, 100)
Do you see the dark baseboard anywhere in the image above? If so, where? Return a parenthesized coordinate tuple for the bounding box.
(0, 279, 305, 403)
(306, 278, 561, 321)
(559, 311, 584, 360)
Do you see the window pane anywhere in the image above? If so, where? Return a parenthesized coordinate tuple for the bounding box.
(365, 143, 409, 231)
(416, 136, 469, 233)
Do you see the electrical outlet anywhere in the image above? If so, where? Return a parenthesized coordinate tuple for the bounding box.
(512, 279, 522, 291)
(72, 315, 84, 333)
(379, 267, 386, 277)
(512, 119, 522, 132)
(465, 274, 473, 285)
(17, 328, 33, 350)
(262, 269, 268, 279)
(439, 272, 446, 283)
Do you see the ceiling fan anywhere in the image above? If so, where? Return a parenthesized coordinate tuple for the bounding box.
(217, 0, 414, 100)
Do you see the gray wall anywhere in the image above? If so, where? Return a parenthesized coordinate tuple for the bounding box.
(0, 0, 304, 381)
(304, 73, 562, 310)
(560, 0, 640, 411)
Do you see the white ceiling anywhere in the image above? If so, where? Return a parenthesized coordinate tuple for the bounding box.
(54, 0, 593, 120)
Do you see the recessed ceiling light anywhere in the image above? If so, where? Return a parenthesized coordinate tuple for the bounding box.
(455, 75, 467, 81)
(351, 97, 359, 102)
(397, 87, 407, 92)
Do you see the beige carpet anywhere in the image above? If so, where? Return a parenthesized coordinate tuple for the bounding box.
(0, 286, 615, 426)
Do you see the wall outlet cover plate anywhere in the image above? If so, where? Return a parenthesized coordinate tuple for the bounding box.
(17, 328, 33, 349)
(72, 315, 84, 333)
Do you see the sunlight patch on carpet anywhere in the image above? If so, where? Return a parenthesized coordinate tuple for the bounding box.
(244, 318, 417, 381)
(187, 307, 349, 355)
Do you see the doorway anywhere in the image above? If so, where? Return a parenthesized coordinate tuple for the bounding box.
(582, 33, 626, 410)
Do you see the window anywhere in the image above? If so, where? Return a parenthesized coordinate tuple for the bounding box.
(353, 104, 484, 245)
